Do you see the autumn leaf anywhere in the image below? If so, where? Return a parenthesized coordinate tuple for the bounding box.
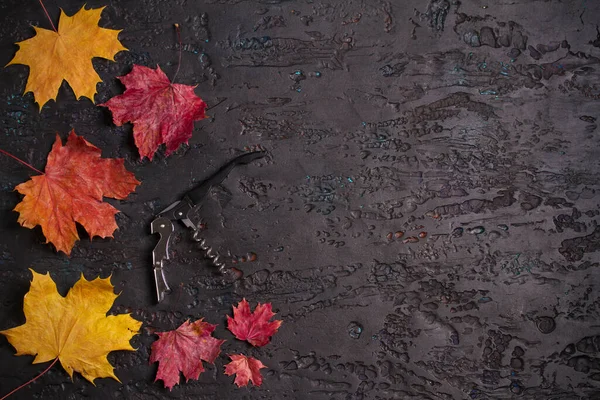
(13, 130, 140, 255)
(0, 270, 141, 384)
(7, 5, 127, 110)
(226, 298, 282, 347)
(224, 354, 267, 387)
(150, 319, 225, 390)
(99, 64, 207, 160)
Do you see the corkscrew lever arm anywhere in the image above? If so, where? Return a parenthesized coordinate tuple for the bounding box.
(150, 217, 173, 303)
(150, 151, 266, 303)
(184, 150, 266, 205)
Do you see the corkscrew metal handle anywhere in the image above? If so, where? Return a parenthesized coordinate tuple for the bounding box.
(150, 217, 174, 302)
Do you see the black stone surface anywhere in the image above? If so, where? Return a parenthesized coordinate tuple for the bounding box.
(1, 0, 600, 399)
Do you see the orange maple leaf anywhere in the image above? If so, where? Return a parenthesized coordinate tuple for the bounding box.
(7, 6, 127, 110)
(13, 130, 140, 255)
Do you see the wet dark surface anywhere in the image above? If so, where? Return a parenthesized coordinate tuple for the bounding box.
(1, 0, 600, 399)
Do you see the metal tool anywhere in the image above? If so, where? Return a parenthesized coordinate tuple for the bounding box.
(150, 151, 266, 302)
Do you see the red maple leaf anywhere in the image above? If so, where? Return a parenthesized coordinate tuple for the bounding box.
(224, 354, 267, 387)
(150, 319, 225, 390)
(99, 64, 207, 160)
(226, 298, 282, 347)
(12, 130, 139, 255)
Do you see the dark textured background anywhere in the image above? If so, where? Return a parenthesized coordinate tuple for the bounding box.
(1, 0, 600, 399)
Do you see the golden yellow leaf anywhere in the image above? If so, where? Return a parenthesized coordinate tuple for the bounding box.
(0, 270, 141, 384)
(7, 6, 127, 110)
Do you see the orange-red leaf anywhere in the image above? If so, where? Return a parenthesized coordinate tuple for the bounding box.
(13, 130, 140, 255)
(99, 65, 207, 160)
(224, 354, 267, 387)
(150, 319, 225, 390)
(226, 298, 282, 347)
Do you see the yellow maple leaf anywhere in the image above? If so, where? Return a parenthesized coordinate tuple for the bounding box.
(7, 6, 127, 110)
(0, 270, 141, 383)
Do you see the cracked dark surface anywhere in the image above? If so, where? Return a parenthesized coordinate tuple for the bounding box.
(1, 0, 600, 399)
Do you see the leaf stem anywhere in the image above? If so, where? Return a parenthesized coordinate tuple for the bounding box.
(37, 0, 58, 32)
(0, 357, 59, 400)
(0, 148, 44, 175)
(172, 23, 183, 83)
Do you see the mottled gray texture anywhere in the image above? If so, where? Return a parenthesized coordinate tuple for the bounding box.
(1, 0, 600, 399)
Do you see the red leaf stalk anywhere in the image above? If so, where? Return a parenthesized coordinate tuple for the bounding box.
(0, 357, 58, 399)
(37, 0, 58, 32)
(0, 148, 44, 174)
(172, 23, 183, 82)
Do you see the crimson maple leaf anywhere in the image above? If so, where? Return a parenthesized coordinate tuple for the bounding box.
(224, 354, 267, 387)
(226, 299, 282, 347)
(99, 65, 207, 160)
(150, 319, 225, 390)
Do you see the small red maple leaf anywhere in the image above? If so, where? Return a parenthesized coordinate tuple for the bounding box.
(99, 64, 207, 160)
(226, 298, 282, 347)
(224, 354, 267, 387)
(150, 319, 225, 390)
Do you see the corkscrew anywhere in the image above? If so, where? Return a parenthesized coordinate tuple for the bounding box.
(150, 151, 266, 303)
(192, 225, 225, 272)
